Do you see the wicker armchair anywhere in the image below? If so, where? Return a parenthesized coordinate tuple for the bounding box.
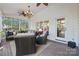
(36, 31, 48, 44)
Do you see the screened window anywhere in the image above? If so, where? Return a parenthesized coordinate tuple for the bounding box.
(2, 16, 29, 32)
(36, 20, 49, 31)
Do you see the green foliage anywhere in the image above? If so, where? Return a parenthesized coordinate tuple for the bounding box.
(2, 17, 29, 32)
(0, 30, 5, 37)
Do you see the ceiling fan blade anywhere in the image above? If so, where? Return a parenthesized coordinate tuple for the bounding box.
(36, 3, 41, 7)
(43, 3, 48, 6)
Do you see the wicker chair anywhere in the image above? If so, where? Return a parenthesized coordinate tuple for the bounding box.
(36, 31, 48, 44)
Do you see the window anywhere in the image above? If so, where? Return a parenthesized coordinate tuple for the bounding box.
(19, 19, 28, 31)
(11, 18, 19, 31)
(2, 17, 12, 30)
(36, 20, 49, 31)
(2, 16, 29, 32)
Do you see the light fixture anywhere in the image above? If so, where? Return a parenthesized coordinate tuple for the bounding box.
(19, 6, 33, 18)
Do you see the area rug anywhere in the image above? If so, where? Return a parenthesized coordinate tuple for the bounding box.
(38, 41, 77, 56)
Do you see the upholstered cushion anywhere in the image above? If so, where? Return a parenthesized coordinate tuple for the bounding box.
(6, 31, 13, 37)
(68, 41, 76, 48)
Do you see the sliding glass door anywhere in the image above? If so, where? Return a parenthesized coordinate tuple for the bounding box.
(56, 17, 66, 41)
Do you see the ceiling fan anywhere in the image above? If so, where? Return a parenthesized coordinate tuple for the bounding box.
(36, 3, 48, 7)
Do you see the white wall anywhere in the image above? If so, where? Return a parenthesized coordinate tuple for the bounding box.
(78, 17, 79, 46)
(78, 19, 79, 46)
(78, 6, 79, 46)
(31, 4, 79, 46)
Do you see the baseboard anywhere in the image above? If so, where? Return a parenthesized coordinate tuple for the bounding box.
(48, 39, 78, 48)
(55, 39, 66, 42)
(48, 39, 67, 45)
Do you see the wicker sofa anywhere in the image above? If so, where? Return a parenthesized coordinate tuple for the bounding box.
(14, 33, 36, 56)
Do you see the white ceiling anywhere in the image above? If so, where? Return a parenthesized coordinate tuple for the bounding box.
(0, 3, 79, 18)
(0, 3, 52, 16)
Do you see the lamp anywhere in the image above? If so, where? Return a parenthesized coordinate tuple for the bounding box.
(19, 6, 33, 18)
